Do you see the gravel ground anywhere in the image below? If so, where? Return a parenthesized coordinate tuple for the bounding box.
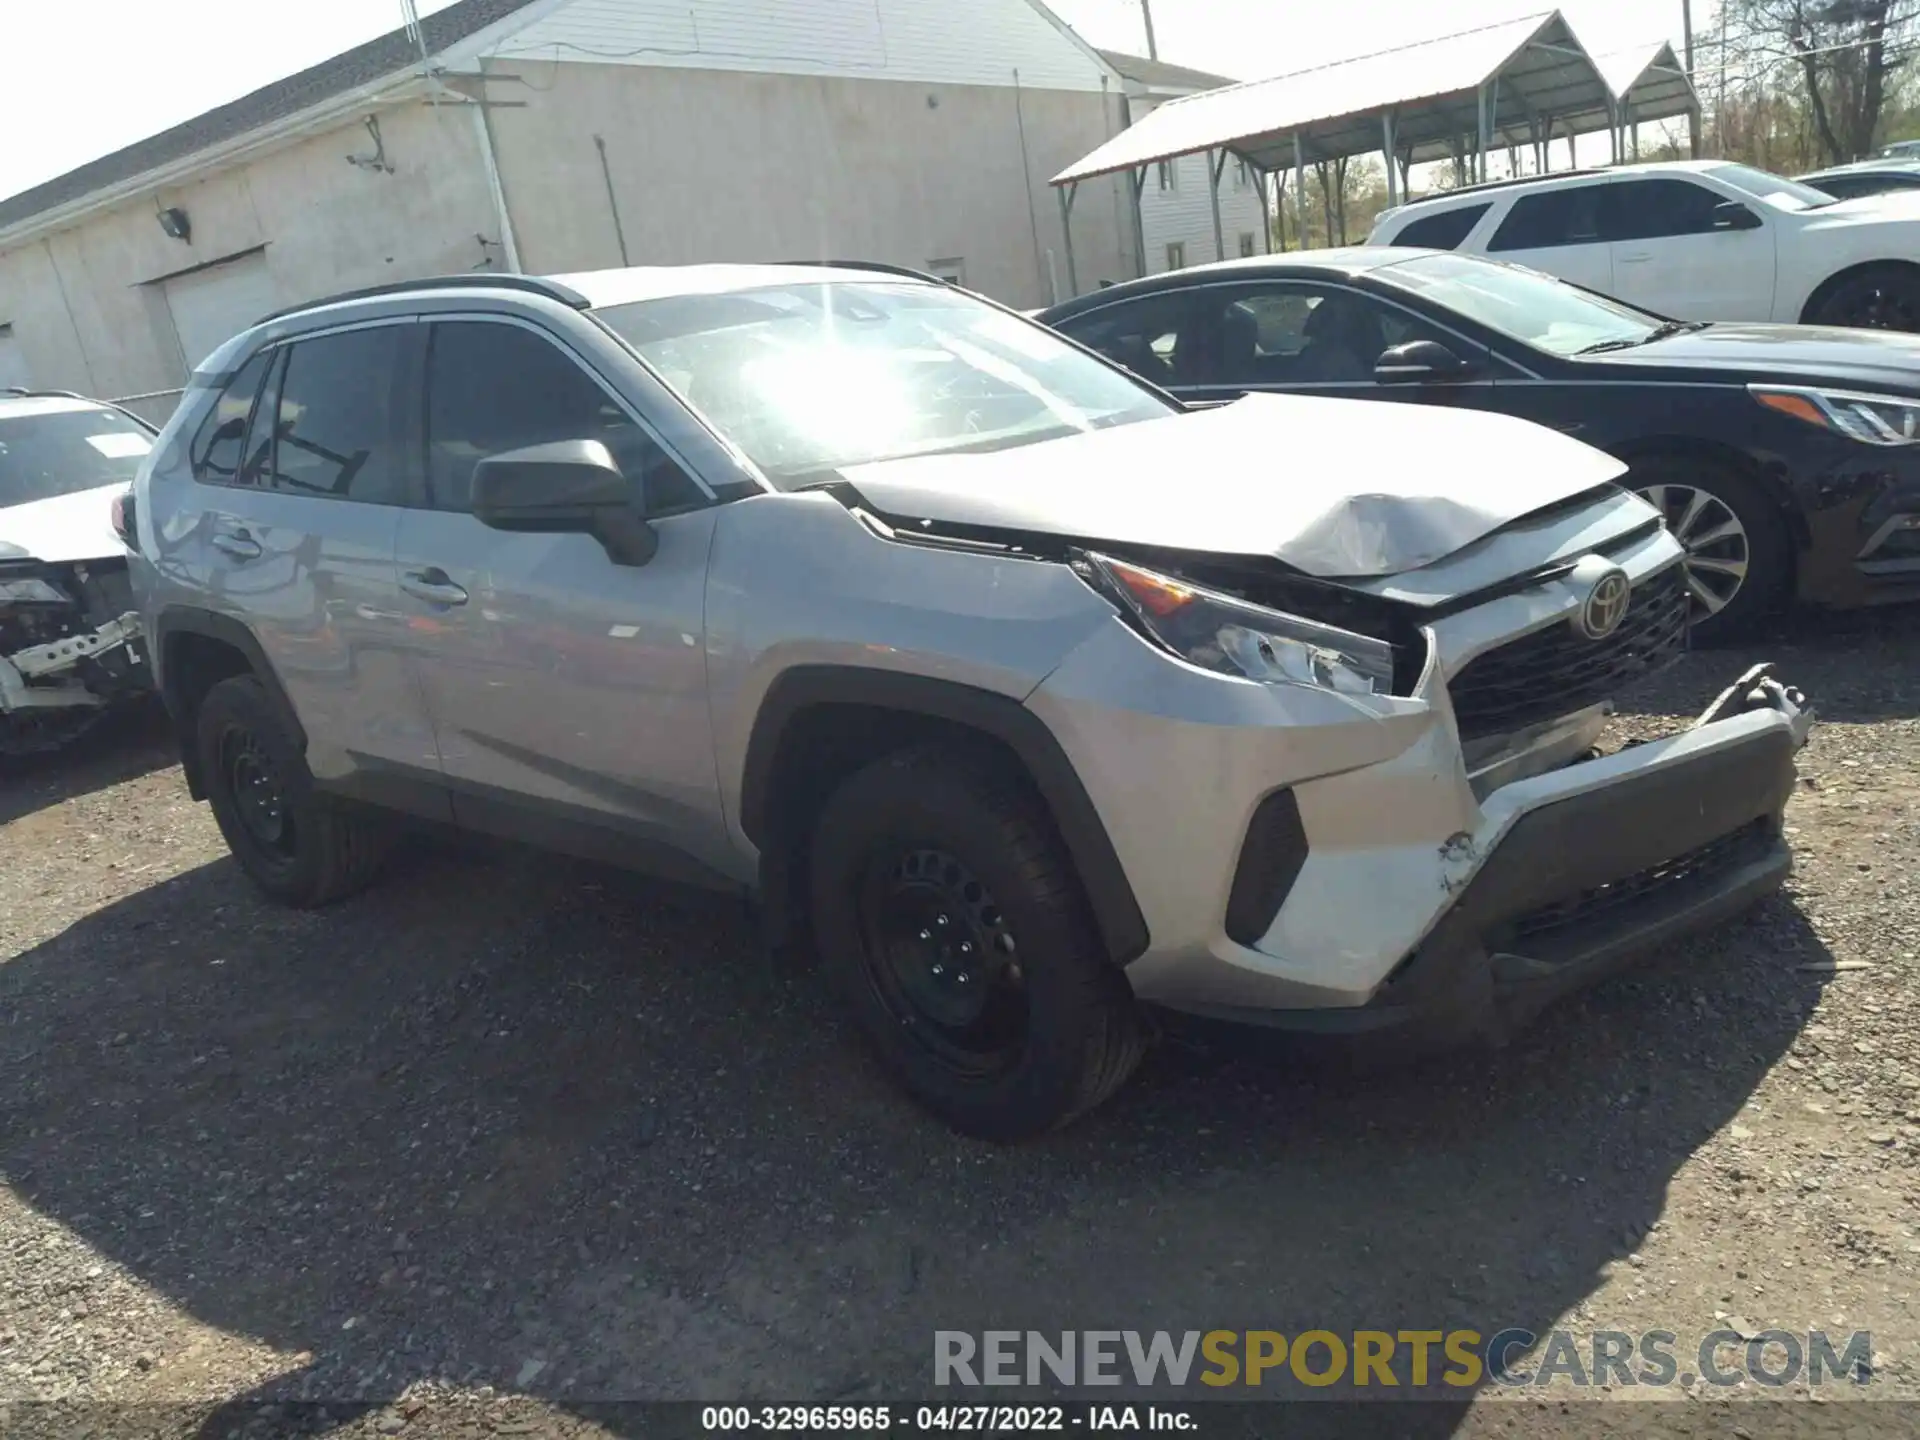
(0, 610, 1916, 1438)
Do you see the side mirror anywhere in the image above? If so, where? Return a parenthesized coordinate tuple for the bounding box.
(1374, 339, 1471, 384)
(1713, 199, 1762, 231)
(470, 438, 657, 566)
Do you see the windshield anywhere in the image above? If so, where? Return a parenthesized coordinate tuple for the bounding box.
(594, 281, 1173, 484)
(1707, 162, 1838, 210)
(1373, 252, 1661, 357)
(0, 405, 153, 508)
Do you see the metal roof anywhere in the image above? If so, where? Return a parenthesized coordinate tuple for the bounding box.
(1594, 41, 1698, 123)
(1054, 10, 1627, 184)
(0, 0, 542, 232)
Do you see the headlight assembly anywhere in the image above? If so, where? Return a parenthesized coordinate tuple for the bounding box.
(0, 576, 69, 605)
(1751, 384, 1920, 446)
(1080, 551, 1396, 696)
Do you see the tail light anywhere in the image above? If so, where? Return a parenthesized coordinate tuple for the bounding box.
(110, 490, 136, 549)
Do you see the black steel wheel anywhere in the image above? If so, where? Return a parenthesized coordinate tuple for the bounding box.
(809, 745, 1144, 1139)
(856, 846, 1028, 1078)
(196, 673, 391, 907)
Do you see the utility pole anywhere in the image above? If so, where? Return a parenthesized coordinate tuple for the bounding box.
(1684, 0, 1700, 157)
(1140, 0, 1159, 60)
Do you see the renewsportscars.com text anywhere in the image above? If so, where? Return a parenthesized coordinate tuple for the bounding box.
(933, 1329, 1874, 1391)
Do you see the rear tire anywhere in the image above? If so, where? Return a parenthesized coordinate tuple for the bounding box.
(196, 674, 391, 907)
(1803, 263, 1920, 332)
(1630, 455, 1792, 645)
(808, 745, 1144, 1140)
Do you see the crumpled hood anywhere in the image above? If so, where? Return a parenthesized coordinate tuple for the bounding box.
(0, 483, 127, 566)
(839, 393, 1629, 577)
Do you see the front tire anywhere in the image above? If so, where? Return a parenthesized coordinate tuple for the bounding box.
(808, 746, 1144, 1140)
(196, 674, 391, 907)
(1804, 263, 1920, 332)
(1631, 456, 1792, 644)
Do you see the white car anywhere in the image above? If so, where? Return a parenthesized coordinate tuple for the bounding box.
(0, 390, 153, 754)
(1368, 160, 1920, 332)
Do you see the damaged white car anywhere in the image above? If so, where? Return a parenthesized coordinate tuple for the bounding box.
(0, 391, 153, 755)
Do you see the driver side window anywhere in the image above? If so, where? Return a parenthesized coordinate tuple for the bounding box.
(422, 321, 702, 515)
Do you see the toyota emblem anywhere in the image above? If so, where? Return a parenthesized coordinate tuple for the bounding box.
(1578, 567, 1632, 639)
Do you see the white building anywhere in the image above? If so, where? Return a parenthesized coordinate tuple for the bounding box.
(0, 0, 1138, 416)
(1100, 50, 1268, 275)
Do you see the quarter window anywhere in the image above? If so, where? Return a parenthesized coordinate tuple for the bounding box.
(187, 349, 271, 487)
(1488, 187, 1607, 251)
(1389, 203, 1492, 250)
(423, 321, 701, 515)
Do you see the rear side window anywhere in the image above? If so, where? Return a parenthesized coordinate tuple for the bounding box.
(1387, 204, 1491, 250)
(423, 320, 702, 515)
(188, 350, 271, 487)
(1488, 186, 1606, 251)
(244, 326, 407, 504)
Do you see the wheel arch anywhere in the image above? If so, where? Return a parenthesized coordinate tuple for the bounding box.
(153, 608, 304, 800)
(740, 666, 1149, 967)
(1796, 258, 1920, 325)
(1611, 434, 1811, 558)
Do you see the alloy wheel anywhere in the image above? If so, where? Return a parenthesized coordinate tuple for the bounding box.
(1831, 281, 1920, 332)
(855, 846, 1027, 1077)
(1637, 483, 1751, 623)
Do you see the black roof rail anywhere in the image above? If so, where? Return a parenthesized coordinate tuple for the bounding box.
(1400, 167, 1612, 204)
(256, 273, 593, 326)
(778, 259, 949, 284)
(2, 386, 93, 402)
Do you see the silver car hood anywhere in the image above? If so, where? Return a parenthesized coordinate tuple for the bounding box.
(839, 393, 1629, 578)
(0, 482, 127, 566)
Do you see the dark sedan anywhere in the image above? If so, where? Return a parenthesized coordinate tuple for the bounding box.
(1799, 159, 1920, 201)
(1039, 248, 1920, 641)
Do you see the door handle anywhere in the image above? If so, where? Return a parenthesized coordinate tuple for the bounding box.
(1618, 251, 1653, 264)
(210, 528, 261, 560)
(400, 568, 469, 607)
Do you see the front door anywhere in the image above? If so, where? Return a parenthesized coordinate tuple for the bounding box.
(1601, 177, 1777, 322)
(390, 317, 733, 879)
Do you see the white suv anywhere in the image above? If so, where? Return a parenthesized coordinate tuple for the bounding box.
(1369, 160, 1920, 332)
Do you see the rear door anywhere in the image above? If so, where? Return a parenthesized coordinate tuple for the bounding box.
(1483, 183, 1618, 296)
(180, 321, 441, 802)
(389, 316, 731, 875)
(1600, 177, 1776, 321)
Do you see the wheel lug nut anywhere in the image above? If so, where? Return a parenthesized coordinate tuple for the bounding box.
(935, 914, 949, 927)
(958, 941, 972, 955)
(918, 929, 931, 941)
(931, 964, 945, 976)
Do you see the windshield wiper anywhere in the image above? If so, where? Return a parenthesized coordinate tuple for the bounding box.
(1576, 319, 1708, 355)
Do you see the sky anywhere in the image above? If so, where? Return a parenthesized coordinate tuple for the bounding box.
(0, 0, 1704, 204)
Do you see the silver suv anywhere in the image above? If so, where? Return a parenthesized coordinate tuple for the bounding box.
(127, 264, 1812, 1138)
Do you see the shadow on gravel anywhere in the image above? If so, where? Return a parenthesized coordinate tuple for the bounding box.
(0, 659, 1836, 1438)
(0, 700, 176, 827)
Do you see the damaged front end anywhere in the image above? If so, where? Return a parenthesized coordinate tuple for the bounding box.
(0, 550, 149, 755)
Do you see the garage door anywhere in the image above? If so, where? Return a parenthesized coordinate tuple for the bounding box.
(163, 253, 281, 370)
(0, 325, 30, 390)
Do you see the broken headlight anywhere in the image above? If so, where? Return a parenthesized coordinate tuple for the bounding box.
(0, 576, 68, 605)
(1081, 552, 1396, 696)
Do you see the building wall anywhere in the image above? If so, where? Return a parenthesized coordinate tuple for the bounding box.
(1132, 94, 1269, 275)
(0, 99, 499, 415)
(481, 59, 1134, 307)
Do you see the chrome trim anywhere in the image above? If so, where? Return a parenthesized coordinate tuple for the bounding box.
(1857, 512, 1920, 560)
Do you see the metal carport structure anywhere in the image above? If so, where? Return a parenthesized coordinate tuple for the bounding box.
(1048, 9, 1697, 294)
(1596, 41, 1699, 162)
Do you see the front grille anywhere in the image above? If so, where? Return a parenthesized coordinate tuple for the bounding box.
(1510, 819, 1773, 949)
(1449, 564, 1689, 743)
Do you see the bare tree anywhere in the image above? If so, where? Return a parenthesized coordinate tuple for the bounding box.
(1725, 0, 1920, 161)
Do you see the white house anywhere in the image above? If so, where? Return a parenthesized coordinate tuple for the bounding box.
(0, 0, 1137, 416)
(1099, 50, 1268, 275)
